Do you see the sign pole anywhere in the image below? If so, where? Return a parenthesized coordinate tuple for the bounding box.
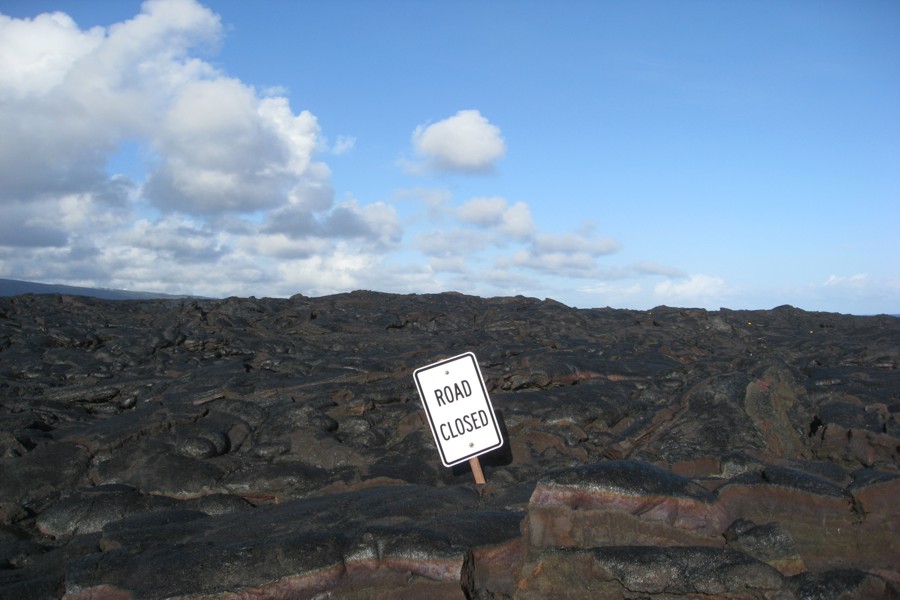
(469, 456, 486, 485)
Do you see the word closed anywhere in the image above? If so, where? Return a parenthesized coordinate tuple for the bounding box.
(413, 352, 503, 467)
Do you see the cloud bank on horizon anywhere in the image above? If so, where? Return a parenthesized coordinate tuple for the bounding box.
(0, 0, 897, 313)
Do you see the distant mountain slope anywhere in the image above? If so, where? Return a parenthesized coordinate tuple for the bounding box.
(0, 278, 203, 300)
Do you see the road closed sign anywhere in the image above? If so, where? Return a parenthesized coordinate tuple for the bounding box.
(413, 352, 503, 467)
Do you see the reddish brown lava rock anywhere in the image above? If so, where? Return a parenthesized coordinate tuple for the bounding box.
(715, 466, 899, 579)
(516, 546, 786, 599)
(525, 461, 730, 549)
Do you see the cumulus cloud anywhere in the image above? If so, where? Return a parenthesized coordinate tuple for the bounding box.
(456, 197, 535, 239)
(287, 162, 335, 213)
(273, 244, 381, 296)
(414, 229, 494, 259)
(653, 274, 732, 306)
(503, 249, 597, 277)
(0, 0, 222, 205)
(0, 11, 104, 97)
(412, 110, 506, 173)
(493, 232, 622, 279)
(498, 202, 536, 239)
(632, 261, 687, 278)
(0, 202, 70, 247)
(577, 281, 646, 308)
(145, 81, 321, 215)
(239, 233, 331, 260)
(0, 0, 324, 225)
(456, 196, 507, 226)
(124, 216, 226, 262)
(427, 256, 468, 274)
(531, 233, 620, 256)
(403, 189, 627, 288)
(0, 0, 404, 298)
(265, 199, 401, 250)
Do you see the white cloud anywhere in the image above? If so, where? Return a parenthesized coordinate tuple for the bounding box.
(0, 0, 407, 300)
(823, 273, 868, 288)
(274, 244, 380, 296)
(265, 198, 401, 249)
(492, 231, 621, 278)
(501, 248, 606, 278)
(632, 261, 687, 277)
(326, 200, 402, 248)
(406, 195, 625, 288)
(239, 233, 330, 260)
(287, 162, 334, 213)
(0, 0, 224, 205)
(428, 256, 468, 274)
(257, 96, 319, 175)
(464, 267, 543, 297)
(456, 196, 535, 240)
(811, 273, 899, 314)
(0, 12, 104, 97)
(58, 188, 133, 233)
(123, 216, 225, 262)
(393, 187, 453, 226)
(0, 201, 70, 247)
(0, 0, 323, 224)
(653, 274, 732, 307)
(456, 196, 507, 226)
(331, 134, 356, 155)
(532, 233, 620, 255)
(578, 281, 646, 308)
(144, 78, 321, 215)
(499, 201, 536, 239)
(415, 229, 493, 258)
(411, 110, 506, 173)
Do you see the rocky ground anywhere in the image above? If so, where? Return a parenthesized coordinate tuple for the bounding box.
(0, 291, 898, 599)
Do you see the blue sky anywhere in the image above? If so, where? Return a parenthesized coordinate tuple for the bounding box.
(1, 0, 898, 313)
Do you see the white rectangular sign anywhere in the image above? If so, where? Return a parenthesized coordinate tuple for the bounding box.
(413, 352, 503, 467)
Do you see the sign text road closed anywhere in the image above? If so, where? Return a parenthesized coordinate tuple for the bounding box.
(413, 352, 503, 467)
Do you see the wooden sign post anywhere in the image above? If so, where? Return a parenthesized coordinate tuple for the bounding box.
(413, 352, 503, 484)
(469, 456, 486, 485)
